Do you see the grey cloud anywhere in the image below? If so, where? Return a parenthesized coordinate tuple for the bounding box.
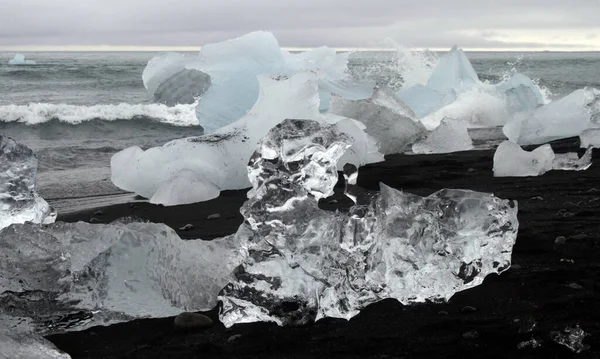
(1, 0, 599, 48)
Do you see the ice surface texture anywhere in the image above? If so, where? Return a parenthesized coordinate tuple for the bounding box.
(330, 87, 427, 154)
(143, 31, 373, 133)
(0, 221, 243, 335)
(8, 53, 36, 65)
(504, 87, 600, 145)
(0, 135, 56, 230)
(219, 119, 519, 327)
(493, 140, 593, 177)
(412, 118, 473, 154)
(111, 72, 382, 206)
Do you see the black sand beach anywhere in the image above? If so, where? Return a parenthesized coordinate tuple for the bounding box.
(47, 137, 600, 358)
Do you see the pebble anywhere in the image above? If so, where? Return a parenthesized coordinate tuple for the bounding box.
(461, 306, 477, 314)
(173, 312, 213, 331)
(569, 233, 589, 240)
(560, 258, 575, 264)
(89, 217, 102, 224)
(467, 168, 476, 173)
(511, 264, 522, 270)
(462, 330, 479, 340)
(130, 204, 139, 209)
(530, 196, 544, 200)
(94, 210, 104, 216)
(179, 224, 194, 231)
(228, 334, 242, 342)
(207, 213, 221, 220)
(329, 199, 339, 204)
(567, 283, 584, 290)
(437, 311, 449, 316)
(554, 236, 567, 245)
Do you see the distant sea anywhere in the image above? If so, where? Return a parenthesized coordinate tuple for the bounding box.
(1, 51, 599, 213)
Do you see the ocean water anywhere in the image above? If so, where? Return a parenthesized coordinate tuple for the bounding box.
(1, 50, 599, 212)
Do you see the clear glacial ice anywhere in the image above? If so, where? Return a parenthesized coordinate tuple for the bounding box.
(0, 135, 56, 230)
(111, 72, 383, 206)
(1, 119, 519, 341)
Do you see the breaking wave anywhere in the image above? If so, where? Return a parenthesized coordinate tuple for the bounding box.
(0, 102, 199, 127)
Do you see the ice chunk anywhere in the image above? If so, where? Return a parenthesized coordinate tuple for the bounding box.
(496, 73, 546, 114)
(579, 128, 600, 148)
(8, 53, 36, 65)
(412, 118, 473, 154)
(550, 325, 589, 353)
(396, 84, 457, 119)
(493, 141, 555, 177)
(111, 72, 381, 205)
(219, 119, 519, 327)
(0, 331, 71, 359)
(552, 147, 593, 171)
(426, 46, 479, 93)
(142, 32, 371, 132)
(504, 87, 600, 145)
(330, 87, 427, 154)
(0, 221, 242, 334)
(0, 135, 56, 230)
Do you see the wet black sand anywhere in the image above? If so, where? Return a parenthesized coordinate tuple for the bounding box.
(48, 137, 600, 358)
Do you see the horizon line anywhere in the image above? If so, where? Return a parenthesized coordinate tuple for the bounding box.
(1, 45, 600, 53)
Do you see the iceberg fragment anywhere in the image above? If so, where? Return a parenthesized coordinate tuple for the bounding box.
(504, 87, 600, 145)
(496, 73, 546, 114)
(493, 140, 593, 177)
(396, 84, 456, 119)
(551, 325, 589, 353)
(0, 331, 71, 359)
(426, 46, 479, 93)
(0, 135, 56, 230)
(0, 221, 243, 334)
(111, 72, 382, 206)
(219, 119, 519, 327)
(330, 87, 427, 154)
(579, 128, 600, 148)
(8, 53, 36, 65)
(142, 31, 371, 132)
(412, 118, 473, 154)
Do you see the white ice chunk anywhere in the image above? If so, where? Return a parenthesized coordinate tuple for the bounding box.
(552, 147, 593, 171)
(330, 87, 427, 154)
(426, 46, 479, 93)
(504, 87, 600, 145)
(111, 72, 382, 205)
(493, 141, 555, 177)
(8, 53, 36, 65)
(0, 135, 56, 230)
(412, 118, 473, 154)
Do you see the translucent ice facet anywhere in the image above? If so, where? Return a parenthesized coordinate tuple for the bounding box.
(412, 118, 473, 154)
(552, 147, 593, 171)
(426, 46, 479, 93)
(219, 119, 519, 327)
(0, 135, 56, 230)
(579, 128, 600, 148)
(0, 331, 70, 359)
(550, 325, 589, 353)
(330, 87, 427, 154)
(504, 87, 600, 145)
(0, 221, 242, 334)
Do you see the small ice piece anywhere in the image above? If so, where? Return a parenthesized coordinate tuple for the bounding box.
(579, 128, 600, 148)
(219, 119, 519, 327)
(550, 325, 589, 353)
(0, 221, 243, 334)
(0, 331, 71, 359)
(0, 135, 56, 230)
(426, 46, 479, 93)
(496, 73, 546, 114)
(412, 118, 473, 154)
(504, 87, 600, 145)
(111, 72, 382, 206)
(8, 53, 36, 65)
(552, 147, 593, 171)
(330, 86, 427, 154)
(493, 141, 555, 177)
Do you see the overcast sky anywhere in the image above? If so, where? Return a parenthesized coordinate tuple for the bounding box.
(2, 0, 599, 51)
